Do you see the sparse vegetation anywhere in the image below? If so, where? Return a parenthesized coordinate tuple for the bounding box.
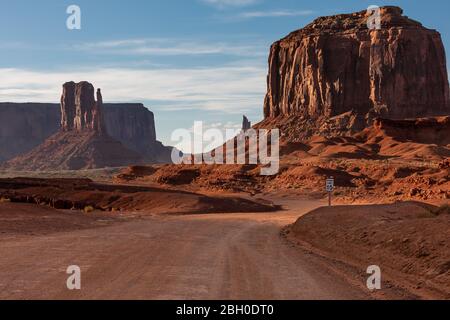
(84, 205, 95, 213)
(0, 197, 11, 203)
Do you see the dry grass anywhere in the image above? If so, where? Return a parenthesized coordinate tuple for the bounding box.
(84, 205, 95, 213)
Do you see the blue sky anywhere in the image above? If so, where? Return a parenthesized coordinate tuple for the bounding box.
(1, 0, 450, 149)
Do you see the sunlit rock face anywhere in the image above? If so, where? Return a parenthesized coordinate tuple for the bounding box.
(263, 6, 450, 136)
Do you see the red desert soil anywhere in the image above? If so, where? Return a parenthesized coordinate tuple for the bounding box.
(0, 184, 443, 299)
(116, 117, 450, 203)
(0, 195, 410, 300)
(288, 202, 450, 299)
(0, 178, 277, 214)
(0, 202, 122, 239)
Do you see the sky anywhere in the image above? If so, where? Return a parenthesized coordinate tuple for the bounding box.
(1, 0, 450, 150)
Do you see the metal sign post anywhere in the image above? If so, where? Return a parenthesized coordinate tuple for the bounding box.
(326, 176, 334, 207)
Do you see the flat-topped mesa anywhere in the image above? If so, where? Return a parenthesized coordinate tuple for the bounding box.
(287, 6, 422, 38)
(263, 6, 450, 136)
(61, 81, 105, 133)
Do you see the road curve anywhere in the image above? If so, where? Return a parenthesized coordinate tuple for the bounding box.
(0, 199, 370, 300)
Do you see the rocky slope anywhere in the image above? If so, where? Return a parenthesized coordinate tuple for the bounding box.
(4, 131, 143, 171)
(263, 6, 450, 139)
(2, 82, 146, 171)
(0, 102, 169, 163)
(116, 116, 450, 202)
(289, 202, 450, 299)
(361, 117, 450, 146)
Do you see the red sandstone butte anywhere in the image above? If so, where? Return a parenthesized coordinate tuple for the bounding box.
(3, 82, 144, 171)
(263, 6, 450, 136)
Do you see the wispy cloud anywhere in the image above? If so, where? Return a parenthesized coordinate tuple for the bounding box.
(215, 9, 315, 22)
(200, 0, 259, 9)
(0, 65, 266, 114)
(72, 38, 267, 58)
(238, 9, 315, 19)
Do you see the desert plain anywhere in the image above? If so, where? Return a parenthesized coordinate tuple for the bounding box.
(0, 6, 449, 300)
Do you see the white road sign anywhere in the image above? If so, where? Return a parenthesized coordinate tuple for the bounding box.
(326, 178, 334, 192)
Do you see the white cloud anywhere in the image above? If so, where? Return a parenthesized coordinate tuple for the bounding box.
(239, 10, 314, 19)
(0, 65, 266, 114)
(73, 38, 266, 57)
(201, 0, 259, 8)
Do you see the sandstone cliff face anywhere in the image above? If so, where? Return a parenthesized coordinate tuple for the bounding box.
(102, 103, 158, 158)
(0, 104, 60, 163)
(263, 6, 450, 135)
(60, 82, 75, 131)
(61, 81, 105, 132)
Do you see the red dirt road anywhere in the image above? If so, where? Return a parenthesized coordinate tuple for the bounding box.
(0, 198, 374, 300)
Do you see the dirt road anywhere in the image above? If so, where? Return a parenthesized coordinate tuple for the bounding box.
(0, 198, 372, 300)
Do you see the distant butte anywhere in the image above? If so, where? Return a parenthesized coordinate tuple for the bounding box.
(2, 82, 144, 171)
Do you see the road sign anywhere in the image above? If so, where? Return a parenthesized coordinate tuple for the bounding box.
(326, 178, 334, 192)
(326, 177, 334, 207)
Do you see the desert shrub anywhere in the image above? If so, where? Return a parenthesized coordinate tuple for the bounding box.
(84, 205, 95, 213)
(0, 197, 11, 203)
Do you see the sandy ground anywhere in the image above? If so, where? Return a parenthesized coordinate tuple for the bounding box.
(289, 202, 450, 299)
(0, 196, 388, 300)
(0, 202, 123, 239)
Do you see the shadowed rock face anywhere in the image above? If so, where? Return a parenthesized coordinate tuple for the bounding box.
(242, 116, 251, 131)
(372, 116, 450, 145)
(61, 81, 105, 132)
(94, 88, 106, 133)
(101, 103, 160, 159)
(60, 82, 75, 131)
(0, 103, 60, 163)
(263, 6, 450, 134)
